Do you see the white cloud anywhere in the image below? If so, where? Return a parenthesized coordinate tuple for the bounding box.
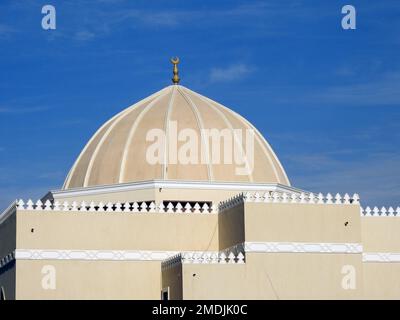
(287, 151, 400, 207)
(210, 64, 252, 83)
(74, 30, 96, 41)
(271, 72, 400, 107)
(0, 106, 49, 114)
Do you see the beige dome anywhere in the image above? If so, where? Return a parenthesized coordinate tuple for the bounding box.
(63, 85, 290, 189)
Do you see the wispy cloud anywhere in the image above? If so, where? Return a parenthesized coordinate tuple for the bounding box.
(286, 150, 400, 207)
(310, 73, 400, 107)
(247, 70, 400, 108)
(74, 30, 96, 41)
(126, 3, 273, 27)
(0, 106, 50, 114)
(61, 1, 296, 39)
(210, 64, 253, 83)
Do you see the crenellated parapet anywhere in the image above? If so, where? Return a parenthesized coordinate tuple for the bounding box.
(161, 251, 245, 271)
(219, 192, 360, 212)
(8, 192, 365, 217)
(15, 199, 218, 214)
(360, 206, 400, 217)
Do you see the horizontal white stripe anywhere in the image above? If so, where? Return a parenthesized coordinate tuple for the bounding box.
(244, 242, 363, 254)
(7, 247, 400, 265)
(13, 242, 363, 264)
(363, 252, 400, 262)
(14, 249, 179, 261)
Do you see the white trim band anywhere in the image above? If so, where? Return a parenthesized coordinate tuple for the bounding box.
(363, 253, 400, 262)
(10, 247, 400, 264)
(244, 242, 363, 254)
(14, 249, 180, 262)
(13, 242, 363, 264)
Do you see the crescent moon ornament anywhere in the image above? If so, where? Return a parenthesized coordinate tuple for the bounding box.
(170, 56, 180, 84)
(170, 57, 180, 65)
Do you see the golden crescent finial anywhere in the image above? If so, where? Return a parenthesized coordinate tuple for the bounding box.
(170, 57, 180, 64)
(170, 57, 180, 84)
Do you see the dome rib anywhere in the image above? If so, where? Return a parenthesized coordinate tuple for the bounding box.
(184, 87, 290, 185)
(83, 87, 170, 188)
(118, 88, 170, 183)
(63, 113, 124, 189)
(182, 87, 254, 183)
(63, 88, 168, 189)
(177, 86, 213, 181)
(83, 105, 138, 187)
(163, 86, 176, 179)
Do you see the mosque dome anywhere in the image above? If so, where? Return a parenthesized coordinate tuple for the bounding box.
(63, 84, 290, 190)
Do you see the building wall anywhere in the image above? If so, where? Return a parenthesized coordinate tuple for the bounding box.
(180, 253, 363, 300)
(16, 209, 219, 251)
(13, 208, 218, 299)
(15, 260, 161, 300)
(244, 202, 361, 243)
(180, 202, 364, 299)
(0, 208, 16, 300)
(361, 217, 400, 252)
(4, 193, 400, 299)
(182, 263, 247, 300)
(362, 217, 400, 299)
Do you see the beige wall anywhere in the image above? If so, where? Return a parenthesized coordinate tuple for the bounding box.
(245, 253, 363, 299)
(181, 253, 363, 300)
(361, 217, 400, 252)
(244, 203, 361, 243)
(15, 260, 161, 300)
(363, 264, 400, 299)
(361, 217, 400, 299)
(182, 263, 247, 300)
(16, 209, 219, 251)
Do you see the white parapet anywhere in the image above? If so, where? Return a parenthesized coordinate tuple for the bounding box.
(360, 206, 400, 217)
(161, 250, 246, 270)
(15, 199, 218, 214)
(218, 192, 360, 212)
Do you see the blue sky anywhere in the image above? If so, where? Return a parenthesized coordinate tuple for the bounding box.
(0, 0, 399, 210)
